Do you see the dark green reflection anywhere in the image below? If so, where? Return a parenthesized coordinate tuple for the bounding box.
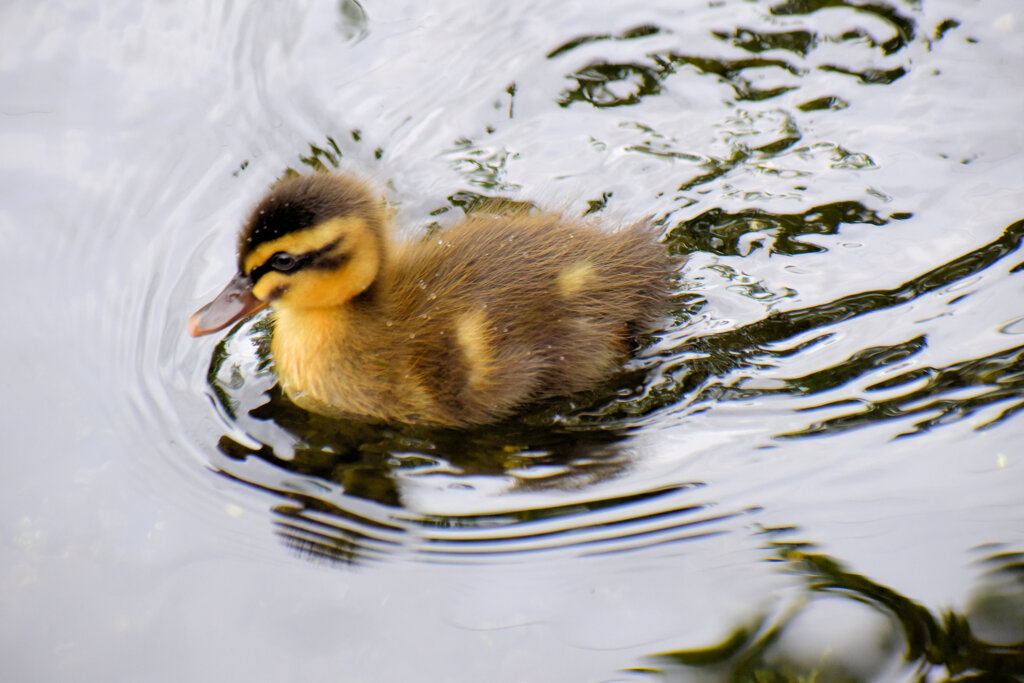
(819, 63, 907, 85)
(714, 27, 818, 56)
(665, 201, 891, 257)
(547, 24, 661, 60)
(554, 0, 916, 109)
(797, 96, 850, 112)
(557, 54, 802, 108)
(594, 217, 1024, 435)
(784, 342, 1024, 438)
(628, 541, 1024, 681)
(771, 0, 916, 53)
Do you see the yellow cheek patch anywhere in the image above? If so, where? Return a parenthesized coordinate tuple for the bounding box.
(293, 270, 349, 307)
(252, 271, 289, 301)
(456, 309, 494, 389)
(557, 262, 595, 297)
(243, 216, 364, 274)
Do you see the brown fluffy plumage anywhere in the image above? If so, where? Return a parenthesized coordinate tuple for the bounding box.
(190, 173, 676, 426)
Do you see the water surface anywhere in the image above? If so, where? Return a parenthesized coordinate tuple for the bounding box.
(3, 1, 1024, 681)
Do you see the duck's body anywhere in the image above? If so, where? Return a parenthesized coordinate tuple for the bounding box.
(191, 174, 675, 426)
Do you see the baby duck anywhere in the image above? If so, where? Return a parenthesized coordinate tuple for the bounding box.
(190, 173, 675, 426)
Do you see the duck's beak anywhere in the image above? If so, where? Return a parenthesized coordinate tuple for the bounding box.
(189, 272, 269, 337)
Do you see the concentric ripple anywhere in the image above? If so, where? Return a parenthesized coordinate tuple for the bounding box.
(125, 0, 1024, 572)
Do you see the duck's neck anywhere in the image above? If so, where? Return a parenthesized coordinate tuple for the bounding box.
(271, 306, 349, 388)
(269, 289, 388, 410)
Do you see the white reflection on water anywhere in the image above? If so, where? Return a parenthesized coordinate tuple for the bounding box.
(2, 0, 1024, 680)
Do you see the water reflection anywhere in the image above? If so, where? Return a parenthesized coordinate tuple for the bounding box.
(165, 0, 1024, 673)
(7, 0, 1024, 679)
(552, 0, 920, 111)
(577, 216, 1024, 430)
(215, 412, 751, 566)
(626, 540, 1024, 681)
(164, 0, 1024, 591)
(193, 91, 1024, 562)
(665, 201, 893, 257)
(197, 197, 1024, 569)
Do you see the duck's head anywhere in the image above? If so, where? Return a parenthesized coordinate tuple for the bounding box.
(189, 174, 386, 337)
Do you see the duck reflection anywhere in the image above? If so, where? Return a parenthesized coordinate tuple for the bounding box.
(223, 380, 640, 506)
(214, 394, 733, 566)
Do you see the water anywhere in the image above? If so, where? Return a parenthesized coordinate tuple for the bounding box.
(3, 0, 1024, 681)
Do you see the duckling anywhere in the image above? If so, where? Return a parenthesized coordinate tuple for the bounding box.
(190, 173, 675, 426)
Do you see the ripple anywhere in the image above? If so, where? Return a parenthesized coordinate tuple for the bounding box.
(261, 477, 756, 565)
(131, 0, 1024, 578)
(635, 217, 1024, 435)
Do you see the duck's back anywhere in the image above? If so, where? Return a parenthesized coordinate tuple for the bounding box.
(377, 213, 674, 425)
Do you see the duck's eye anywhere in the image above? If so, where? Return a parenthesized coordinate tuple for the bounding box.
(269, 252, 298, 272)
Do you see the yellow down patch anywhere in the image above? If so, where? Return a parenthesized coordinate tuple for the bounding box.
(456, 308, 494, 389)
(557, 262, 595, 297)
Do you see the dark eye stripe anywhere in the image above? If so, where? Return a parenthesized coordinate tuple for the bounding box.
(248, 237, 345, 283)
(307, 251, 351, 271)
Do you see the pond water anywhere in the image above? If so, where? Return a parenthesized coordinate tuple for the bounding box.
(3, 0, 1024, 680)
